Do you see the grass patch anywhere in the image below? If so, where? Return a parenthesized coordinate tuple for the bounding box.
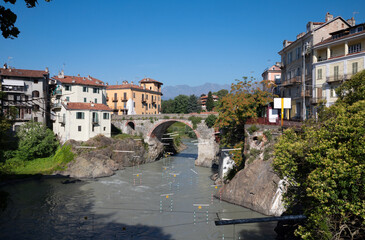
(113, 133, 142, 140)
(247, 125, 259, 135)
(2, 144, 75, 176)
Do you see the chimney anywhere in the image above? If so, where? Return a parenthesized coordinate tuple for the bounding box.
(58, 70, 64, 79)
(325, 12, 333, 22)
(45, 67, 49, 73)
(77, 74, 80, 77)
(306, 22, 314, 32)
(347, 17, 355, 26)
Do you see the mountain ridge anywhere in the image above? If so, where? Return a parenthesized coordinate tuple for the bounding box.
(162, 82, 231, 100)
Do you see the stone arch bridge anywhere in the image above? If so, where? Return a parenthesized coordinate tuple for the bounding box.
(111, 114, 219, 167)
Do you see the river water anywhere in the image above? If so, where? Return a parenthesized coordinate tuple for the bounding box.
(0, 141, 276, 240)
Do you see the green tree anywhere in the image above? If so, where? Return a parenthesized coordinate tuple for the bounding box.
(216, 77, 273, 166)
(213, 89, 229, 100)
(205, 114, 217, 128)
(174, 94, 189, 113)
(161, 99, 175, 113)
(206, 91, 215, 112)
(0, 115, 11, 162)
(187, 94, 199, 113)
(16, 121, 58, 160)
(1, 0, 51, 39)
(273, 71, 365, 240)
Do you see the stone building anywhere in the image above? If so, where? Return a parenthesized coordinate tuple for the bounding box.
(311, 23, 365, 116)
(0, 65, 50, 131)
(106, 78, 163, 115)
(278, 12, 353, 120)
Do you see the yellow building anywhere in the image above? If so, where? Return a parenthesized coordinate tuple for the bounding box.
(106, 78, 163, 115)
(311, 23, 365, 117)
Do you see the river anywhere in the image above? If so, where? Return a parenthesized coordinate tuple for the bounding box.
(0, 141, 276, 239)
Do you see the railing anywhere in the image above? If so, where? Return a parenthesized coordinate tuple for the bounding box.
(52, 89, 62, 96)
(301, 90, 312, 98)
(92, 118, 99, 124)
(282, 76, 302, 86)
(112, 98, 118, 102)
(121, 97, 128, 102)
(327, 75, 344, 83)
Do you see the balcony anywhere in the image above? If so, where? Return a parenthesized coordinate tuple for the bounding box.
(311, 97, 325, 104)
(2, 86, 25, 93)
(92, 118, 99, 124)
(121, 97, 128, 102)
(112, 98, 118, 102)
(301, 90, 312, 98)
(141, 98, 146, 103)
(326, 75, 344, 83)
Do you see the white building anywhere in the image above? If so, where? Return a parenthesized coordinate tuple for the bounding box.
(53, 102, 111, 142)
(312, 23, 365, 116)
(51, 71, 107, 105)
(50, 72, 111, 142)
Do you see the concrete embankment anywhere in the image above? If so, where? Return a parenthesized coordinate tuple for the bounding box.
(216, 125, 286, 216)
(58, 135, 164, 179)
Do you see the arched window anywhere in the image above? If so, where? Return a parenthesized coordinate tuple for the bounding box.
(32, 91, 40, 98)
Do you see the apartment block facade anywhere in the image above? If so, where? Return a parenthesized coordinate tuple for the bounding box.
(279, 13, 352, 119)
(311, 23, 365, 115)
(0, 65, 50, 131)
(106, 78, 163, 115)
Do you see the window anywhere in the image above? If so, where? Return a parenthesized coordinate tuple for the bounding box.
(78, 126, 82, 132)
(134, 102, 135, 107)
(103, 113, 109, 119)
(84, 98, 87, 103)
(334, 66, 339, 80)
(146, 94, 148, 100)
(92, 112, 98, 123)
(93, 88, 99, 93)
(32, 91, 39, 98)
(348, 43, 361, 54)
(123, 102, 126, 108)
(83, 86, 88, 92)
(330, 87, 334, 97)
(66, 96, 70, 101)
(296, 47, 301, 59)
(76, 112, 85, 119)
(65, 85, 71, 91)
(288, 52, 293, 64)
(133, 93, 135, 98)
(317, 69, 322, 80)
(94, 98, 97, 103)
(124, 92, 127, 99)
(34, 117, 38, 122)
(34, 79, 38, 84)
(33, 105, 40, 111)
(352, 62, 358, 75)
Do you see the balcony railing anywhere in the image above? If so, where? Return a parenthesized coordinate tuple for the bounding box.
(121, 97, 128, 102)
(327, 75, 344, 83)
(301, 90, 312, 98)
(112, 98, 118, 102)
(52, 89, 62, 96)
(52, 102, 62, 109)
(92, 118, 99, 124)
(282, 76, 302, 86)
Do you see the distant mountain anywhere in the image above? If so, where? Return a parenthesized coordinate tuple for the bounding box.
(162, 83, 231, 100)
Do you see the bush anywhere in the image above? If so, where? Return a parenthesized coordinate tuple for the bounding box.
(205, 114, 217, 128)
(263, 130, 272, 142)
(188, 116, 202, 129)
(163, 116, 170, 119)
(16, 122, 58, 161)
(247, 125, 259, 135)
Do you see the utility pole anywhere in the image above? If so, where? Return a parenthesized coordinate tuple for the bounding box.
(302, 42, 308, 121)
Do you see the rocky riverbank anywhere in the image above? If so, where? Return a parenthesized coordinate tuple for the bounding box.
(216, 126, 286, 216)
(57, 135, 164, 179)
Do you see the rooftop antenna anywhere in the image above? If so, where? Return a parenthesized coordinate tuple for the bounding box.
(7, 56, 13, 68)
(353, 11, 359, 19)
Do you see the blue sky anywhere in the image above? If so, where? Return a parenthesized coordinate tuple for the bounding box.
(1, 0, 364, 87)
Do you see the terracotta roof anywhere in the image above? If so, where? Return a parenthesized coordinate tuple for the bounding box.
(313, 22, 325, 25)
(0, 68, 48, 78)
(52, 75, 105, 87)
(64, 102, 112, 111)
(106, 84, 143, 90)
(200, 95, 218, 100)
(140, 78, 163, 85)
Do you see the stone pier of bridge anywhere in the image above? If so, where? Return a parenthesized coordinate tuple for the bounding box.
(111, 114, 219, 167)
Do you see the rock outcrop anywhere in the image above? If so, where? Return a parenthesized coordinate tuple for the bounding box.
(217, 126, 286, 216)
(59, 135, 164, 179)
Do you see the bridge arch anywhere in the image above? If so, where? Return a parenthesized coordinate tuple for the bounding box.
(148, 119, 199, 140)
